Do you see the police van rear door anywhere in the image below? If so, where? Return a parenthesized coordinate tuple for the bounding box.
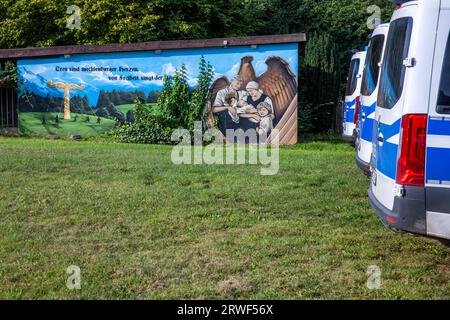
(426, 3, 450, 240)
(372, 7, 415, 211)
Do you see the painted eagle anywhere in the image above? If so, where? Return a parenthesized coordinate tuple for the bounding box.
(205, 56, 298, 145)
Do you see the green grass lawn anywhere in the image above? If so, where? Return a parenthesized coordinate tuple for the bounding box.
(0, 137, 449, 299)
(19, 112, 116, 137)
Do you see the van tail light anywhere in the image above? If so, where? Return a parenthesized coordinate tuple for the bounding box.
(396, 114, 427, 187)
(354, 96, 361, 124)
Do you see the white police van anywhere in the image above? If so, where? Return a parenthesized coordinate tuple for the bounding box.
(355, 24, 390, 175)
(370, 0, 450, 241)
(343, 51, 366, 143)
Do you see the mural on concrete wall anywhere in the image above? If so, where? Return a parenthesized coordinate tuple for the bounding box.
(17, 43, 298, 143)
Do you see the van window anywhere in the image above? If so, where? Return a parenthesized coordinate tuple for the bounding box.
(361, 35, 385, 96)
(345, 58, 360, 96)
(378, 17, 413, 109)
(437, 33, 450, 113)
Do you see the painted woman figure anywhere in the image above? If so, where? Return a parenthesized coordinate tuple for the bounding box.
(238, 81, 275, 132)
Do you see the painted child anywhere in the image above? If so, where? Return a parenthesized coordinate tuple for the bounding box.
(256, 102, 273, 136)
(224, 93, 240, 124)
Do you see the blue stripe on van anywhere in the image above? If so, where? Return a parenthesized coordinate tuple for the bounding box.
(376, 118, 401, 180)
(428, 117, 450, 136)
(345, 98, 357, 123)
(377, 142, 398, 180)
(360, 102, 376, 142)
(426, 147, 450, 183)
(426, 116, 450, 184)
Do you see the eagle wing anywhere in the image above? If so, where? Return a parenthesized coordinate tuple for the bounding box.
(256, 56, 298, 122)
(238, 56, 257, 89)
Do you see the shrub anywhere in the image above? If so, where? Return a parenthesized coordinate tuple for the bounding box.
(0, 61, 18, 88)
(156, 56, 214, 132)
(112, 56, 215, 144)
(111, 99, 172, 144)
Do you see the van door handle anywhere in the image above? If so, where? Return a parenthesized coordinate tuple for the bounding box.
(378, 136, 384, 143)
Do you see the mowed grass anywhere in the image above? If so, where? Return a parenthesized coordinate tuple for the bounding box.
(0, 137, 449, 299)
(19, 112, 116, 137)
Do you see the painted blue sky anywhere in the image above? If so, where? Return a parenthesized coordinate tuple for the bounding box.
(18, 43, 298, 107)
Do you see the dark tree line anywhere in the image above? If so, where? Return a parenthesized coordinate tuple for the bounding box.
(19, 91, 92, 114)
(96, 89, 147, 109)
(147, 90, 162, 104)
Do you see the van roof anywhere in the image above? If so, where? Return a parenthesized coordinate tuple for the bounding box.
(370, 23, 390, 38)
(393, 0, 417, 7)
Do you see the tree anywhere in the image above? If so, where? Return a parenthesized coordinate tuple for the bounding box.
(300, 32, 340, 133)
(126, 109, 135, 123)
(190, 55, 214, 131)
(96, 90, 111, 117)
(147, 90, 161, 104)
(157, 64, 192, 129)
(106, 102, 126, 123)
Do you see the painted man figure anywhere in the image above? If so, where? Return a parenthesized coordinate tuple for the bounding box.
(213, 75, 248, 133)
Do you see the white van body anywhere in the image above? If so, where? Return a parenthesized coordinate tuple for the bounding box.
(343, 51, 366, 143)
(355, 24, 390, 175)
(370, 0, 450, 240)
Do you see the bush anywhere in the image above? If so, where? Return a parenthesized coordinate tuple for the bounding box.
(112, 56, 215, 144)
(156, 56, 214, 132)
(0, 61, 18, 88)
(111, 99, 172, 144)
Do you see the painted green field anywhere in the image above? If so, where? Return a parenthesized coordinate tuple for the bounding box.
(116, 103, 158, 115)
(19, 112, 116, 137)
(116, 104, 136, 115)
(0, 137, 449, 299)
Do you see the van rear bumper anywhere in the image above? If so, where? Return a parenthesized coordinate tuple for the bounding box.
(355, 154, 370, 176)
(368, 186, 426, 236)
(342, 134, 355, 143)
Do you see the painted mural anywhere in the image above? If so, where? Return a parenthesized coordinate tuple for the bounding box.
(17, 43, 298, 143)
